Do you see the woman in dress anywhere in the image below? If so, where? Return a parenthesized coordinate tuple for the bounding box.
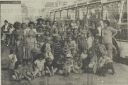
(26, 22, 37, 63)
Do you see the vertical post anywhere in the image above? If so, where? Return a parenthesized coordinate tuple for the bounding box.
(0, 4, 1, 27)
(101, 4, 104, 20)
(60, 10, 62, 19)
(75, 8, 77, 20)
(77, 7, 80, 20)
(54, 11, 56, 21)
(0, 3, 1, 49)
(67, 9, 69, 18)
(50, 12, 52, 18)
(118, 0, 125, 24)
(86, 6, 88, 27)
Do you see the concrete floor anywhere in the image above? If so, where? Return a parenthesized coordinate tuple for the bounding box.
(1, 45, 128, 85)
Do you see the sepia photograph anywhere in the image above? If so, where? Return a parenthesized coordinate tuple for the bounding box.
(0, 0, 128, 85)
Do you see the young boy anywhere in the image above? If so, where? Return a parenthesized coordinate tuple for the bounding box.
(33, 54, 45, 77)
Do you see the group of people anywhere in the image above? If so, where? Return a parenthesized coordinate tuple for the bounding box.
(1, 17, 117, 81)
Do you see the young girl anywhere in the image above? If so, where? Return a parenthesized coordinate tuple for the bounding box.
(68, 37, 77, 57)
(45, 37, 54, 60)
(80, 50, 88, 70)
(63, 50, 73, 76)
(45, 57, 54, 76)
(33, 54, 45, 77)
(8, 50, 17, 71)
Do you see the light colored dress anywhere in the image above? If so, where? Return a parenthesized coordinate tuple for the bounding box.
(27, 28, 37, 51)
(33, 59, 45, 76)
(8, 54, 17, 70)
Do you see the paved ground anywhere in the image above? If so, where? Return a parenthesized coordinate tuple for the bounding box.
(1, 45, 128, 85)
(117, 41, 128, 58)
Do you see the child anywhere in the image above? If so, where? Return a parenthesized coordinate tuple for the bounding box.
(45, 57, 54, 76)
(12, 62, 24, 81)
(63, 50, 73, 76)
(80, 50, 88, 60)
(8, 50, 17, 71)
(88, 37, 100, 74)
(33, 54, 45, 78)
(12, 62, 33, 81)
(68, 37, 77, 57)
(45, 39, 54, 60)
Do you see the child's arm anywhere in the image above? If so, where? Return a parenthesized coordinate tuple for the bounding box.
(14, 55, 17, 63)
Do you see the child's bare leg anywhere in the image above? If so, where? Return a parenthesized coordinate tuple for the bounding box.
(51, 66, 54, 76)
(33, 69, 39, 78)
(46, 67, 52, 76)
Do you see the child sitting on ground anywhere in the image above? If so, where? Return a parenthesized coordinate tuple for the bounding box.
(33, 54, 45, 78)
(12, 61, 33, 81)
(12, 62, 24, 81)
(45, 57, 54, 76)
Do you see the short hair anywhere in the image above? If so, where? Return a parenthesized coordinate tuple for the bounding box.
(103, 20, 110, 26)
(4, 20, 8, 23)
(28, 21, 35, 27)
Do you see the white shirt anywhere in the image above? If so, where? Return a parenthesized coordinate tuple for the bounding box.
(45, 52, 54, 60)
(97, 26, 102, 36)
(8, 54, 17, 63)
(9, 27, 15, 34)
(34, 59, 45, 71)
